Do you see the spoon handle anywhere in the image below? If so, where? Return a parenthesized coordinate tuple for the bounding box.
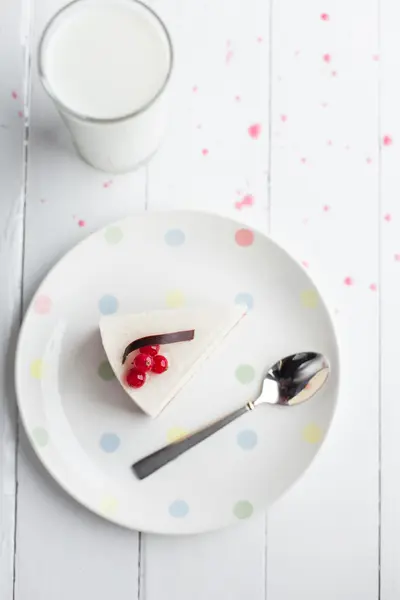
(132, 403, 254, 480)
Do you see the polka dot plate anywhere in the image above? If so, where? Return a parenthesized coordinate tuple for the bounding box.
(15, 211, 339, 534)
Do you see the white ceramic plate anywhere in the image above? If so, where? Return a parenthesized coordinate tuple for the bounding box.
(16, 211, 339, 534)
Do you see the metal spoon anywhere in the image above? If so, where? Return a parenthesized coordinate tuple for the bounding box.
(132, 352, 329, 480)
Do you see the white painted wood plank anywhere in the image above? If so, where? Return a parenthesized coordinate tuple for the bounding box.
(14, 1, 146, 599)
(380, 1, 400, 598)
(147, 0, 269, 226)
(144, 0, 269, 598)
(267, 1, 379, 599)
(0, 0, 26, 597)
(144, 517, 266, 600)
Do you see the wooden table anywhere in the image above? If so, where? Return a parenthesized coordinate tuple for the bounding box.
(1, 0, 397, 598)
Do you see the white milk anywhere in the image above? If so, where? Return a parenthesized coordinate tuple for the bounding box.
(39, 0, 173, 172)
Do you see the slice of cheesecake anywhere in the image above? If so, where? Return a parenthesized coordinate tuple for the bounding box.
(99, 306, 246, 417)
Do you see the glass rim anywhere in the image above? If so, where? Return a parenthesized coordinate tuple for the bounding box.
(38, 0, 174, 124)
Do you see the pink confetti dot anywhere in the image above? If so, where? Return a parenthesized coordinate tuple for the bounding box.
(302, 260, 309, 268)
(384, 213, 392, 222)
(369, 283, 377, 291)
(103, 180, 113, 188)
(366, 157, 372, 164)
(344, 277, 354, 286)
(327, 140, 333, 146)
(78, 219, 86, 227)
(11, 91, 18, 99)
(242, 194, 254, 207)
(372, 54, 380, 61)
(331, 70, 338, 77)
(300, 157, 307, 164)
(321, 102, 329, 108)
(225, 50, 234, 64)
(235, 228, 254, 247)
(18, 110, 23, 118)
(383, 135, 393, 146)
(280, 114, 287, 122)
(257, 36, 263, 43)
(248, 123, 262, 140)
(320, 13, 330, 21)
(235, 194, 254, 210)
(394, 254, 400, 262)
(201, 148, 209, 156)
(33, 295, 52, 315)
(192, 85, 198, 93)
(235, 95, 241, 102)
(323, 204, 331, 212)
(323, 53, 331, 63)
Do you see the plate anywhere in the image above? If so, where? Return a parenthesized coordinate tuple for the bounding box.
(15, 211, 339, 534)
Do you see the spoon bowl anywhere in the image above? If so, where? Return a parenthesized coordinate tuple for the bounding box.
(257, 352, 330, 407)
(132, 351, 330, 479)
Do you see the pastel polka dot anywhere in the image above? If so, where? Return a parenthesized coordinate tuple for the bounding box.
(169, 500, 189, 518)
(98, 294, 119, 315)
(104, 226, 123, 245)
(30, 359, 44, 380)
(165, 229, 186, 246)
(33, 295, 52, 315)
(98, 361, 115, 381)
(235, 364, 255, 384)
(32, 427, 49, 447)
(166, 289, 185, 308)
(167, 427, 188, 443)
(235, 228, 254, 247)
(99, 433, 121, 453)
(302, 423, 323, 444)
(237, 429, 258, 450)
(99, 494, 118, 516)
(301, 289, 319, 309)
(233, 500, 253, 519)
(235, 292, 254, 311)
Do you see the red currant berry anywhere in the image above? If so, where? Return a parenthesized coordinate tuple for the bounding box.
(152, 355, 169, 374)
(139, 344, 160, 357)
(133, 353, 153, 372)
(126, 368, 146, 388)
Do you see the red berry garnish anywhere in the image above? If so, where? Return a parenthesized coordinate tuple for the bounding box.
(140, 344, 160, 357)
(133, 353, 153, 372)
(126, 368, 147, 388)
(152, 355, 169, 374)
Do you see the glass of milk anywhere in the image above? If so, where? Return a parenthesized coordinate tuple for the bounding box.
(39, 0, 173, 173)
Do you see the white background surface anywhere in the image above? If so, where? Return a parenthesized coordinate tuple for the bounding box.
(0, 0, 395, 598)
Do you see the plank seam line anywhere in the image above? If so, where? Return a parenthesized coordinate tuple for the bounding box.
(377, 0, 382, 596)
(137, 532, 143, 600)
(266, 0, 273, 232)
(144, 164, 149, 212)
(13, 0, 33, 598)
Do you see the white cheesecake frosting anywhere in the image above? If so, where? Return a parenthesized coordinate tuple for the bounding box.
(100, 306, 246, 417)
